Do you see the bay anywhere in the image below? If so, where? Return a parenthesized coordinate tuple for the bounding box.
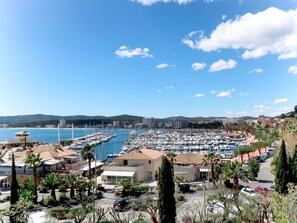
(0, 128, 143, 160)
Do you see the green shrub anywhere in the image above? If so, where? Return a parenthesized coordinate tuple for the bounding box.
(49, 206, 68, 220)
(44, 195, 57, 207)
(58, 184, 67, 192)
(59, 193, 69, 203)
(38, 184, 48, 193)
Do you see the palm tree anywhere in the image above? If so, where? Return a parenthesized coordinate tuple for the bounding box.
(25, 153, 42, 203)
(44, 172, 61, 201)
(66, 174, 78, 199)
(116, 178, 132, 197)
(166, 152, 176, 177)
(202, 152, 220, 184)
(221, 161, 249, 195)
(81, 144, 95, 180)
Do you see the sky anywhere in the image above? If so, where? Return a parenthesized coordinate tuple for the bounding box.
(0, 0, 296, 118)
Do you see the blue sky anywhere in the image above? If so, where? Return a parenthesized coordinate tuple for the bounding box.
(0, 0, 296, 118)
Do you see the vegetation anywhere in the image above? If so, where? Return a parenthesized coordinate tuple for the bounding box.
(202, 152, 220, 183)
(275, 140, 289, 194)
(158, 156, 176, 223)
(10, 153, 19, 205)
(44, 172, 61, 201)
(247, 157, 260, 180)
(25, 153, 42, 204)
(81, 144, 95, 180)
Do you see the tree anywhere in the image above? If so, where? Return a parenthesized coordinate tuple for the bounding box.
(9, 198, 35, 223)
(166, 152, 177, 177)
(158, 156, 176, 223)
(294, 105, 297, 113)
(66, 174, 78, 199)
(202, 152, 220, 184)
(275, 140, 289, 194)
(247, 157, 260, 181)
(221, 161, 249, 195)
(116, 178, 132, 197)
(44, 172, 61, 201)
(25, 153, 42, 204)
(291, 145, 297, 183)
(10, 153, 19, 205)
(81, 144, 95, 180)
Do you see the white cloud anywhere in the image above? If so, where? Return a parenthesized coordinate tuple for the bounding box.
(209, 59, 237, 72)
(195, 93, 204, 98)
(165, 85, 174, 90)
(239, 92, 250, 97)
(192, 62, 206, 71)
(210, 90, 217, 94)
(131, 0, 194, 5)
(217, 91, 231, 97)
(254, 104, 271, 113)
(273, 98, 289, 104)
(156, 63, 169, 69)
(248, 68, 263, 74)
(115, 45, 153, 58)
(279, 106, 291, 112)
(222, 15, 227, 20)
(131, 0, 215, 6)
(288, 65, 297, 74)
(182, 7, 297, 60)
(157, 89, 162, 93)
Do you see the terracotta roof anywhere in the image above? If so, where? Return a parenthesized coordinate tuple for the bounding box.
(32, 144, 77, 158)
(14, 144, 77, 162)
(116, 148, 164, 160)
(174, 153, 204, 165)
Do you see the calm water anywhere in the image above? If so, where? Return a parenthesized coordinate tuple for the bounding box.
(0, 128, 144, 160)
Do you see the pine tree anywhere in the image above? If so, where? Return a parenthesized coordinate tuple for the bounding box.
(158, 156, 176, 223)
(10, 153, 19, 205)
(275, 140, 289, 194)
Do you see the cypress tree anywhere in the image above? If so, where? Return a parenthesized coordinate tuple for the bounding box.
(10, 153, 19, 205)
(158, 156, 176, 223)
(275, 140, 289, 194)
(291, 145, 297, 183)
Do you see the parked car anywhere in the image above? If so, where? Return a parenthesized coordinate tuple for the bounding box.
(269, 185, 276, 191)
(254, 186, 270, 196)
(113, 198, 129, 211)
(240, 187, 256, 197)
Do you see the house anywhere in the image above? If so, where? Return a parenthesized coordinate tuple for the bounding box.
(101, 148, 164, 184)
(173, 153, 210, 181)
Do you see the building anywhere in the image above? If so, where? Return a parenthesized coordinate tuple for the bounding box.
(173, 153, 209, 181)
(60, 119, 66, 128)
(143, 117, 155, 129)
(101, 148, 164, 184)
(113, 121, 120, 128)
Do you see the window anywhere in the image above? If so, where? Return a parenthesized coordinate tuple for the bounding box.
(124, 160, 128, 166)
(148, 160, 151, 164)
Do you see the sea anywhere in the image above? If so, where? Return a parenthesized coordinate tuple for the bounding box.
(0, 128, 146, 160)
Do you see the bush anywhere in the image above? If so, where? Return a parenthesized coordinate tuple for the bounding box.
(58, 184, 68, 192)
(38, 184, 48, 193)
(59, 193, 69, 203)
(49, 206, 68, 220)
(44, 195, 58, 207)
(179, 184, 190, 193)
(96, 191, 103, 199)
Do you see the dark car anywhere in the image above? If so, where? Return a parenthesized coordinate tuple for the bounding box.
(113, 198, 129, 211)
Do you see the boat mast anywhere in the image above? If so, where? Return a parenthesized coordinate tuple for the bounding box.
(72, 123, 74, 141)
(58, 124, 61, 144)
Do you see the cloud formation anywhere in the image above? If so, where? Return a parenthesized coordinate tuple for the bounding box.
(165, 85, 174, 90)
(183, 7, 297, 60)
(192, 62, 206, 71)
(156, 63, 169, 69)
(195, 93, 204, 98)
(288, 65, 297, 74)
(131, 0, 214, 6)
(115, 45, 153, 58)
(216, 89, 235, 97)
(239, 92, 250, 97)
(254, 104, 271, 113)
(248, 68, 263, 74)
(273, 98, 289, 104)
(209, 59, 237, 72)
